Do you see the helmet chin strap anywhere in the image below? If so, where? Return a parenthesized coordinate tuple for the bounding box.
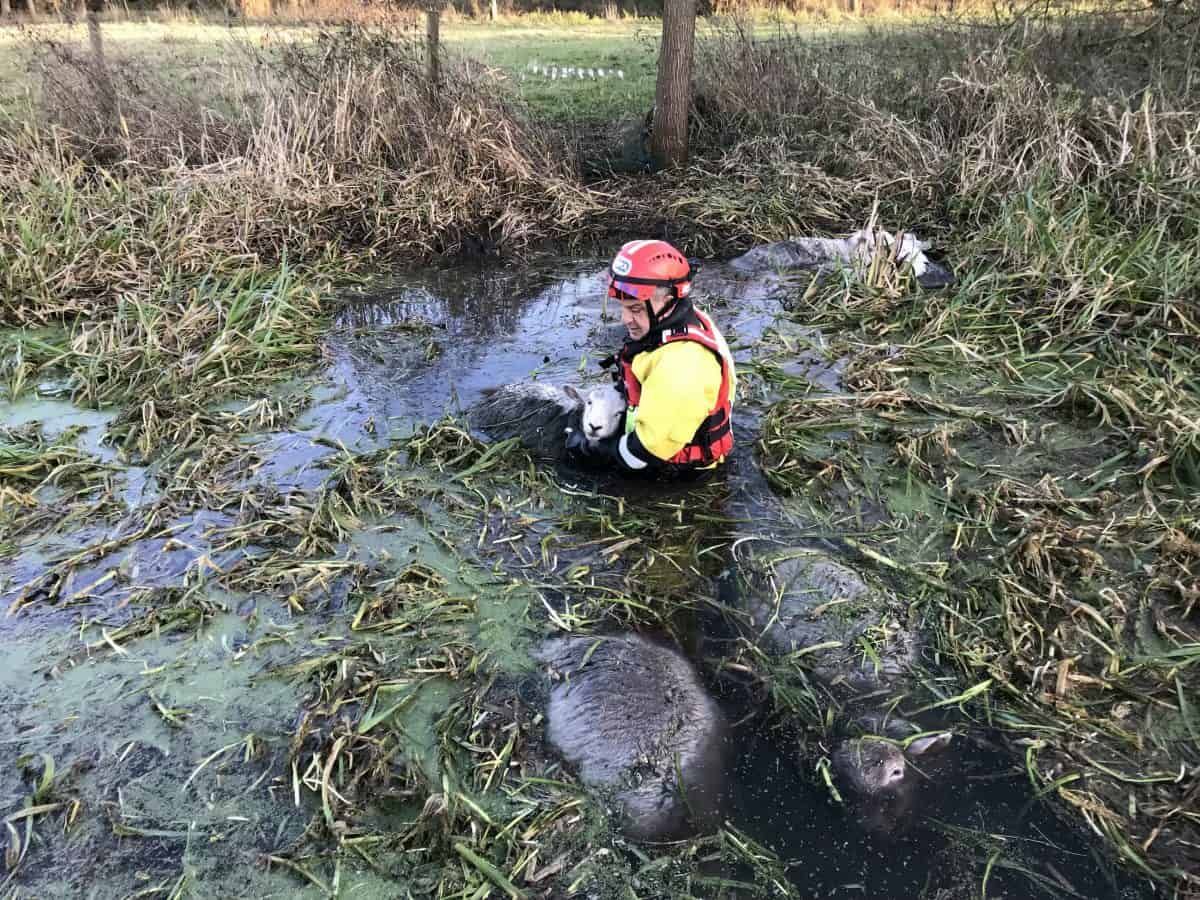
(643, 289, 680, 333)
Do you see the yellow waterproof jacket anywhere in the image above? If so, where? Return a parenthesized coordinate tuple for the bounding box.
(627, 340, 736, 463)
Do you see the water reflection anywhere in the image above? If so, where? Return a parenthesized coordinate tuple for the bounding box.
(327, 260, 613, 435)
(321, 257, 816, 452)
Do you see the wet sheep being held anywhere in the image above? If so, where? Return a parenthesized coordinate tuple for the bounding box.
(465, 382, 623, 458)
(563, 383, 624, 443)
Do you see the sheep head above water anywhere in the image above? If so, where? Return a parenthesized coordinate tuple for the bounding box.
(830, 715, 950, 806)
(832, 714, 954, 798)
(563, 383, 624, 444)
(826, 714, 954, 837)
(832, 738, 909, 796)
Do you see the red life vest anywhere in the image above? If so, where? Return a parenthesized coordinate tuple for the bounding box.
(618, 307, 735, 467)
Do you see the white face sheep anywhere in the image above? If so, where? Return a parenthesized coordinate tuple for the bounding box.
(564, 383, 625, 444)
(465, 381, 625, 460)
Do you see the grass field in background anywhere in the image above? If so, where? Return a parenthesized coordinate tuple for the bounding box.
(0, 19, 664, 118)
(0, 16, 880, 120)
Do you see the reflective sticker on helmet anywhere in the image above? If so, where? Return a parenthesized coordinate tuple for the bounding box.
(612, 255, 633, 276)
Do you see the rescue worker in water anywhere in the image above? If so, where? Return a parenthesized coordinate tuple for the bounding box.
(566, 239, 736, 476)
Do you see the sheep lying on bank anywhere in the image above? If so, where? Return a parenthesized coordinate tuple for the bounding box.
(731, 228, 954, 289)
(465, 382, 624, 460)
(533, 632, 728, 841)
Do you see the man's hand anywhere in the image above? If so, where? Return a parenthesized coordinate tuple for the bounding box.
(564, 428, 659, 476)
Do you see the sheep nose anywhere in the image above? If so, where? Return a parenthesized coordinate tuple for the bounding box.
(587, 424, 599, 435)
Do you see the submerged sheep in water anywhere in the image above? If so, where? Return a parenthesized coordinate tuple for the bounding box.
(831, 713, 953, 797)
(731, 228, 954, 290)
(465, 382, 624, 460)
(826, 712, 954, 836)
(533, 633, 728, 841)
(735, 546, 922, 693)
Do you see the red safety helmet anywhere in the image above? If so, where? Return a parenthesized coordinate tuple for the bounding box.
(607, 240, 693, 303)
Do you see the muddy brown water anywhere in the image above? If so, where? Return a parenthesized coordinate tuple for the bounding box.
(0, 255, 1158, 898)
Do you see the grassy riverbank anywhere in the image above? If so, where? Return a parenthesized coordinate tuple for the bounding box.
(1, 8, 1198, 897)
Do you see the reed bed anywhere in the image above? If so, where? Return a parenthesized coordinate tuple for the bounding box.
(670, 15, 1200, 891)
(750, 196, 1200, 894)
(1, 24, 598, 459)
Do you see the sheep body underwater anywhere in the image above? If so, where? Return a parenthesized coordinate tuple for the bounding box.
(735, 547, 922, 693)
(533, 633, 728, 841)
(465, 382, 624, 459)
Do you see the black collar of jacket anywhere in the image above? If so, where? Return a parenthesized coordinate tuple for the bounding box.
(620, 298, 698, 361)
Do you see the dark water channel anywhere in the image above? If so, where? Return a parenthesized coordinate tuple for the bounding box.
(722, 724, 1136, 899)
(326, 257, 1154, 900)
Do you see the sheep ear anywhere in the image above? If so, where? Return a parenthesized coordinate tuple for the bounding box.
(563, 385, 582, 402)
(907, 732, 953, 756)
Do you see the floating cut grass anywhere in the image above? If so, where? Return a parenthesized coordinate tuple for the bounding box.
(0, 423, 106, 489)
(735, 31, 1200, 884)
(4, 13, 1200, 898)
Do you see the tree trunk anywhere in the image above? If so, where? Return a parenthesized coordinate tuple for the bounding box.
(1, 0, 11, 18)
(650, 0, 696, 169)
(489, 0, 497, 19)
(87, 0, 115, 114)
(426, 3, 440, 89)
(26, 0, 39, 17)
